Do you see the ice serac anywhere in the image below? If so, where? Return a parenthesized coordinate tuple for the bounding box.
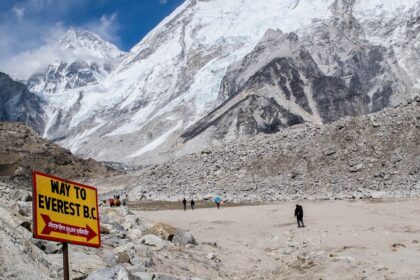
(40, 0, 419, 165)
(27, 29, 124, 94)
(0, 72, 45, 134)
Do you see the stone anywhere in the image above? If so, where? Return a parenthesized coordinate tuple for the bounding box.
(11, 201, 31, 217)
(139, 234, 165, 248)
(172, 230, 197, 246)
(113, 242, 135, 254)
(349, 163, 364, 173)
(86, 265, 141, 280)
(20, 191, 32, 202)
(127, 229, 143, 240)
(122, 215, 140, 230)
(323, 149, 336, 156)
(103, 250, 118, 266)
(117, 252, 131, 264)
(131, 272, 154, 280)
(131, 256, 154, 268)
(206, 252, 216, 260)
(101, 225, 111, 234)
(44, 242, 62, 254)
(370, 191, 386, 199)
(148, 223, 177, 241)
(154, 274, 184, 280)
(201, 241, 217, 247)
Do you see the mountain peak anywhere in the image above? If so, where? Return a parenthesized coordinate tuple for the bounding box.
(55, 28, 124, 61)
(26, 29, 125, 93)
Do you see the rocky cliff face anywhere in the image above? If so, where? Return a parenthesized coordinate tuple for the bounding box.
(181, 1, 413, 143)
(0, 72, 45, 134)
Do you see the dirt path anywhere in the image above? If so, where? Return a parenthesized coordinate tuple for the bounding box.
(135, 200, 420, 279)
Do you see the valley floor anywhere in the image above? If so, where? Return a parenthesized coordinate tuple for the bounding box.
(135, 200, 420, 279)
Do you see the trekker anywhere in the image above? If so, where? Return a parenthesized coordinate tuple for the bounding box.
(183, 198, 187, 211)
(122, 193, 127, 206)
(214, 196, 222, 209)
(294, 204, 305, 228)
(191, 199, 195, 210)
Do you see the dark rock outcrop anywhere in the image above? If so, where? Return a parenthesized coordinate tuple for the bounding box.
(0, 72, 45, 134)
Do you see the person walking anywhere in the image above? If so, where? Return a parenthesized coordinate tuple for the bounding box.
(214, 197, 222, 209)
(190, 199, 195, 210)
(182, 198, 187, 211)
(294, 204, 305, 228)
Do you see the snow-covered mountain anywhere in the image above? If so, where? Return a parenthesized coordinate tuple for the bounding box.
(27, 29, 124, 93)
(23, 0, 420, 165)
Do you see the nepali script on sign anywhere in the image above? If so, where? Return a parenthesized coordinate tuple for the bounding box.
(32, 171, 101, 248)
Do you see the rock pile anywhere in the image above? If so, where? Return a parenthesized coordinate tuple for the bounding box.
(0, 179, 223, 279)
(127, 98, 420, 202)
(0, 122, 117, 180)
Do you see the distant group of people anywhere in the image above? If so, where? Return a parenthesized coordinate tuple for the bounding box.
(102, 193, 129, 207)
(182, 197, 225, 211)
(180, 199, 305, 228)
(182, 198, 195, 211)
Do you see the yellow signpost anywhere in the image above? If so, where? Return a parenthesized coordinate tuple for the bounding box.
(32, 171, 101, 279)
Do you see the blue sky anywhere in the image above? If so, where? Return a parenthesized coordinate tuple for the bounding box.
(0, 0, 184, 74)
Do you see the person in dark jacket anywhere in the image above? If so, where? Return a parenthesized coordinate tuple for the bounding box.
(182, 198, 187, 211)
(191, 199, 195, 210)
(294, 204, 305, 228)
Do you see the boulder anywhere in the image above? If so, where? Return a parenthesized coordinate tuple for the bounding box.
(127, 229, 143, 240)
(44, 242, 62, 254)
(139, 234, 165, 248)
(349, 163, 364, 173)
(86, 265, 141, 280)
(113, 242, 135, 254)
(172, 230, 197, 246)
(122, 215, 140, 230)
(148, 223, 177, 241)
(21, 191, 32, 202)
(101, 225, 111, 234)
(117, 252, 131, 264)
(322, 149, 336, 156)
(102, 250, 118, 266)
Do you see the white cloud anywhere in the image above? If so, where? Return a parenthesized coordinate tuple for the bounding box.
(83, 13, 120, 45)
(12, 6, 25, 21)
(0, 11, 121, 79)
(159, 0, 168, 5)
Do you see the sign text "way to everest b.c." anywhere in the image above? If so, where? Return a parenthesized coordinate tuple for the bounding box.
(32, 171, 101, 248)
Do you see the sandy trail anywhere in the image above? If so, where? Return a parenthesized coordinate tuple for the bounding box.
(135, 200, 420, 279)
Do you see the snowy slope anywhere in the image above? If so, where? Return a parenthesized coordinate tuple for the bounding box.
(35, 0, 419, 165)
